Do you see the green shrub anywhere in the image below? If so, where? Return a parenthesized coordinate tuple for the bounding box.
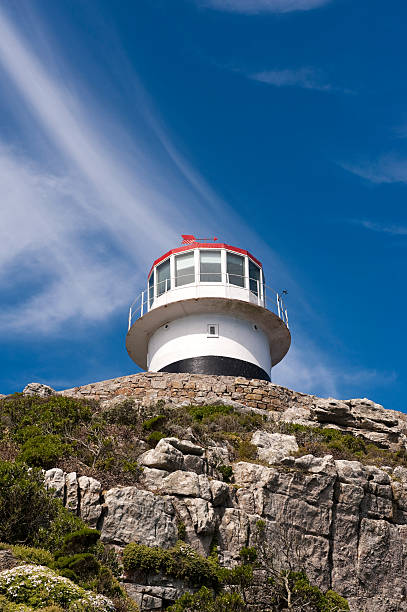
(0, 395, 93, 444)
(0, 565, 115, 611)
(120, 460, 142, 477)
(187, 405, 234, 422)
(60, 528, 101, 555)
(92, 565, 124, 599)
(94, 542, 122, 579)
(177, 521, 187, 541)
(123, 542, 222, 589)
(239, 546, 257, 564)
(18, 435, 68, 469)
(236, 439, 257, 461)
(54, 553, 100, 581)
(146, 431, 166, 447)
(142, 415, 166, 430)
(167, 586, 245, 611)
(33, 503, 85, 552)
(217, 464, 233, 483)
(284, 571, 349, 611)
(0, 461, 60, 545)
(283, 423, 399, 467)
(9, 545, 53, 567)
(104, 400, 136, 425)
(0, 594, 34, 611)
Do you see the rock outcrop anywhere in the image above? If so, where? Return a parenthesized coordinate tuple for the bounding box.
(45, 441, 407, 611)
(21, 371, 407, 611)
(22, 382, 56, 397)
(59, 372, 407, 451)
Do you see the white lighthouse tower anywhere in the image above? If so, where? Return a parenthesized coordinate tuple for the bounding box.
(126, 236, 290, 382)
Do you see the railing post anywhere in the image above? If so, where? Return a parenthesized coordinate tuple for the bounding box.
(276, 293, 281, 318)
(285, 308, 289, 328)
(128, 307, 132, 331)
(141, 291, 144, 317)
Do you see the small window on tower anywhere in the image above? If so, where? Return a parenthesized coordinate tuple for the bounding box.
(207, 323, 219, 337)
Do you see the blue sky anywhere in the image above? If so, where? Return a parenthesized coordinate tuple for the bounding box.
(0, 0, 405, 411)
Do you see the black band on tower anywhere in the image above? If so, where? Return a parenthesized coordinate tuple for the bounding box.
(158, 355, 270, 382)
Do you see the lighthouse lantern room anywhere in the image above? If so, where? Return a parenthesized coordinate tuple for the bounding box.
(126, 236, 290, 382)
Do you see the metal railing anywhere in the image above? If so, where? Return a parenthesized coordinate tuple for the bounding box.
(128, 272, 289, 331)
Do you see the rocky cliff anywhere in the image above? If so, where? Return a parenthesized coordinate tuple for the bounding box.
(23, 372, 404, 612)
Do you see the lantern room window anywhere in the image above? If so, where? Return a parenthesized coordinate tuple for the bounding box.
(227, 252, 245, 287)
(175, 252, 195, 287)
(200, 250, 221, 282)
(148, 274, 154, 308)
(156, 259, 170, 296)
(249, 260, 260, 296)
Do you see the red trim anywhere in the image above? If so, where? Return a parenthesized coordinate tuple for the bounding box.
(148, 243, 262, 278)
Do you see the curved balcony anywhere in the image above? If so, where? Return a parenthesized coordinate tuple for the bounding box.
(128, 272, 289, 331)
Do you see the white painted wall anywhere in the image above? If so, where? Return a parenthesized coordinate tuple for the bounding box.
(147, 313, 271, 374)
(151, 281, 263, 310)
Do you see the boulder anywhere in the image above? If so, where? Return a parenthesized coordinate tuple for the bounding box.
(65, 472, 79, 512)
(182, 498, 216, 535)
(293, 454, 336, 475)
(102, 487, 177, 548)
(164, 437, 204, 456)
(22, 382, 55, 397)
(210, 479, 229, 506)
(183, 454, 206, 474)
(44, 468, 65, 499)
(251, 430, 299, 463)
(158, 471, 211, 500)
(335, 460, 367, 484)
(78, 476, 102, 528)
(138, 440, 184, 472)
(139, 467, 170, 491)
(233, 461, 277, 488)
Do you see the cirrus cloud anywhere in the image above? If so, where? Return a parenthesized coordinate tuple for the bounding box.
(196, 0, 333, 15)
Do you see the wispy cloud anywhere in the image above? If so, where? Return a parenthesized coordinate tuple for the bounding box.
(0, 6, 227, 335)
(196, 0, 333, 15)
(272, 344, 397, 399)
(249, 67, 352, 94)
(0, 6, 384, 403)
(251, 68, 332, 91)
(341, 155, 407, 184)
(349, 219, 407, 236)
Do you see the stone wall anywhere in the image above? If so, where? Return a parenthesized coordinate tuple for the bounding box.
(59, 372, 302, 412)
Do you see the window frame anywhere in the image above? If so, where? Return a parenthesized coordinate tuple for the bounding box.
(207, 323, 219, 337)
(199, 249, 222, 284)
(226, 251, 245, 288)
(156, 257, 171, 297)
(248, 258, 261, 296)
(175, 251, 195, 287)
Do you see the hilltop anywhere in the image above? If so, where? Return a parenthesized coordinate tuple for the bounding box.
(1, 373, 407, 611)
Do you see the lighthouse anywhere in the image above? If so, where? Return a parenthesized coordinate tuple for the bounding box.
(126, 236, 290, 382)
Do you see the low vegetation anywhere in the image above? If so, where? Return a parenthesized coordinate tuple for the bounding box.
(123, 536, 349, 612)
(0, 460, 137, 611)
(123, 542, 222, 590)
(1, 393, 406, 490)
(282, 423, 407, 468)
